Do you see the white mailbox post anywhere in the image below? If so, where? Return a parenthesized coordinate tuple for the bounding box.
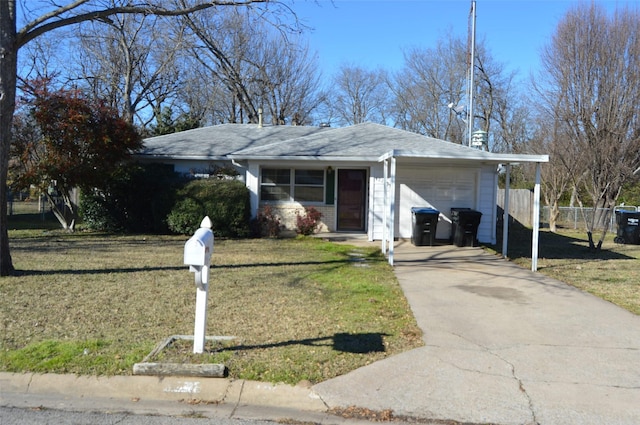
(184, 216, 214, 354)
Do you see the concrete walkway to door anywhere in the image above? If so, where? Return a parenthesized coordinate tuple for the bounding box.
(313, 241, 640, 425)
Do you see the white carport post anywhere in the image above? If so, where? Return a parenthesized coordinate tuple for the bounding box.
(502, 164, 511, 258)
(531, 162, 542, 271)
(388, 156, 397, 266)
(382, 158, 389, 256)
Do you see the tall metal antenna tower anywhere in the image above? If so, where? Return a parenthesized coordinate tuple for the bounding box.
(467, 1, 476, 148)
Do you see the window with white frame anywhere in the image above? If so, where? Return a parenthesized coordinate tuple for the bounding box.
(294, 169, 324, 202)
(260, 168, 325, 203)
(260, 168, 290, 201)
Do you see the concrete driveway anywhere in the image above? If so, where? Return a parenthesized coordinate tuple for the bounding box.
(314, 242, 640, 425)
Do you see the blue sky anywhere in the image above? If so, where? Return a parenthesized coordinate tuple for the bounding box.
(292, 0, 637, 80)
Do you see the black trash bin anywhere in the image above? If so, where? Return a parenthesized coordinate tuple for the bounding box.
(411, 207, 440, 246)
(451, 208, 482, 247)
(614, 210, 640, 244)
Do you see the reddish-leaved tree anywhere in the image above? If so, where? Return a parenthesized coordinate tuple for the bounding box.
(11, 83, 142, 230)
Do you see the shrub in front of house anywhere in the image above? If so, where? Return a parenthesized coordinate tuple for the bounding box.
(80, 190, 120, 232)
(80, 163, 180, 233)
(167, 178, 251, 237)
(295, 206, 323, 235)
(251, 205, 283, 238)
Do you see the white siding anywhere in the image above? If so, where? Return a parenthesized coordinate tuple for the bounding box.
(246, 162, 260, 218)
(246, 160, 498, 243)
(369, 164, 386, 241)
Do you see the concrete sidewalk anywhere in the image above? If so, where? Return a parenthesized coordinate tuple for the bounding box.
(2, 242, 640, 424)
(314, 242, 640, 425)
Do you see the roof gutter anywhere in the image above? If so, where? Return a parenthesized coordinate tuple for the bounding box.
(227, 155, 382, 162)
(134, 153, 230, 161)
(378, 149, 549, 164)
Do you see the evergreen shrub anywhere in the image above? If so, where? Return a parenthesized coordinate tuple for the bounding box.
(167, 178, 251, 237)
(80, 163, 179, 233)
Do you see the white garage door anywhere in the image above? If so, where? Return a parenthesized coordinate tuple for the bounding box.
(397, 167, 477, 240)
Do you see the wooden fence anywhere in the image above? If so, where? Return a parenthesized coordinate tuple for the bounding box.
(498, 189, 635, 231)
(497, 189, 533, 227)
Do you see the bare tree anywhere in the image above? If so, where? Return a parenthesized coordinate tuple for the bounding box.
(539, 3, 640, 250)
(473, 44, 530, 153)
(16, 32, 70, 87)
(180, 8, 258, 123)
(0, 0, 277, 276)
(391, 35, 467, 141)
(491, 91, 531, 154)
(392, 33, 523, 152)
(528, 109, 582, 232)
(180, 7, 321, 126)
(73, 13, 184, 127)
(325, 64, 390, 126)
(173, 53, 230, 126)
(257, 37, 323, 125)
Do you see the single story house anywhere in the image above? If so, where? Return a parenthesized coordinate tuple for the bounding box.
(137, 122, 548, 268)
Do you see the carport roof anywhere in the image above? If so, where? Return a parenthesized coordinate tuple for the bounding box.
(379, 149, 549, 164)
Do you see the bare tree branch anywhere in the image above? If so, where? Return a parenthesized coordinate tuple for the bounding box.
(538, 3, 640, 249)
(17, 1, 269, 48)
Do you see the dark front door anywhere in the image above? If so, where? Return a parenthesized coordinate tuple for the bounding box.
(337, 169, 367, 231)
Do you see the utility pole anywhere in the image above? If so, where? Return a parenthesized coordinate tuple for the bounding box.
(467, 0, 476, 148)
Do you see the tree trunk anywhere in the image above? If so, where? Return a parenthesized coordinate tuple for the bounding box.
(44, 192, 75, 231)
(0, 0, 17, 276)
(549, 199, 559, 232)
(586, 231, 596, 251)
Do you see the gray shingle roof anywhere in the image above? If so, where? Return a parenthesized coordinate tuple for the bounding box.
(138, 123, 330, 159)
(138, 122, 548, 164)
(230, 122, 479, 160)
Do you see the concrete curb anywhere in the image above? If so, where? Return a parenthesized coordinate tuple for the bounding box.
(0, 372, 340, 423)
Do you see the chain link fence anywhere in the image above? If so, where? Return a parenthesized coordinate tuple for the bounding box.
(7, 197, 47, 215)
(541, 206, 639, 231)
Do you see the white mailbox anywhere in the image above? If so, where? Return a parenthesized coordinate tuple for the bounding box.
(184, 216, 215, 354)
(184, 227, 214, 267)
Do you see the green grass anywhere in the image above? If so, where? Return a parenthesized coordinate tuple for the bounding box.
(487, 225, 640, 315)
(1, 339, 148, 375)
(7, 216, 636, 383)
(1, 218, 422, 384)
(5, 212, 61, 231)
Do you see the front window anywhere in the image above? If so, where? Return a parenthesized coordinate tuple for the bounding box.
(294, 170, 324, 202)
(260, 168, 290, 201)
(261, 168, 325, 203)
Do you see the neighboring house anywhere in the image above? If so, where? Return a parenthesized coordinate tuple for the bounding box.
(137, 122, 548, 250)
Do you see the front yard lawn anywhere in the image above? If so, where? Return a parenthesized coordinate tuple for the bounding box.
(0, 230, 423, 384)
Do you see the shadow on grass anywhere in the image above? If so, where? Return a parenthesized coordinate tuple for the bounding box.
(11, 258, 361, 277)
(7, 212, 61, 230)
(12, 265, 186, 276)
(494, 221, 636, 261)
(214, 258, 363, 269)
(215, 332, 389, 354)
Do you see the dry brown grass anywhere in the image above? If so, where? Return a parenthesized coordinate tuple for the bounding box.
(1, 229, 423, 384)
